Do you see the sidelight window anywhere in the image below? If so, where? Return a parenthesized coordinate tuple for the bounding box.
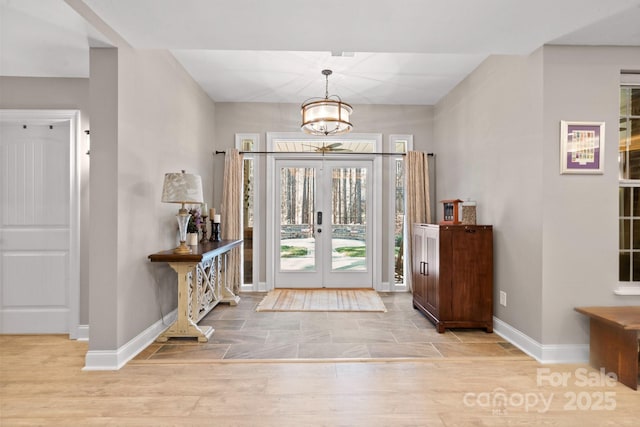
(618, 79, 640, 290)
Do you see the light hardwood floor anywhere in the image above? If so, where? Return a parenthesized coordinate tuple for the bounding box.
(2, 293, 639, 426)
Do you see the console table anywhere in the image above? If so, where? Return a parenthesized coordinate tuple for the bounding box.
(575, 306, 640, 390)
(149, 239, 242, 342)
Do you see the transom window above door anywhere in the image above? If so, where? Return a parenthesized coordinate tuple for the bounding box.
(273, 140, 375, 153)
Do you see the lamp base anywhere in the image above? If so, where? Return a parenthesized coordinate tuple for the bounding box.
(173, 241, 192, 254)
(174, 208, 192, 254)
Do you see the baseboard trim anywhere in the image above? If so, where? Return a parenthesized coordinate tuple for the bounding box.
(240, 283, 255, 292)
(240, 282, 268, 292)
(377, 281, 392, 292)
(83, 309, 177, 371)
(538, 343, 589, 364)
(74, 324, 89, 341)
(493, 317, 589, 364)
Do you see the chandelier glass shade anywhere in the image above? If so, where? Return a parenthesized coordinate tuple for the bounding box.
(301, 69, 353, 136)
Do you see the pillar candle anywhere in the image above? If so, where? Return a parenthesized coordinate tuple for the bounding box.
(210, 208, 215, 218)
(213, 214, 221, 223)
(202, 203, 208, 215)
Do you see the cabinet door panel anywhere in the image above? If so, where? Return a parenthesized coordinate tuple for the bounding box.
(412, 227, 424, 303)
(424, 226, 439, 314)
(450, 227, 492, 321)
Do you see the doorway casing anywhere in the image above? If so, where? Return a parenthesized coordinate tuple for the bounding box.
(0, 109, 81, 338)
(265, 132, 383, 291)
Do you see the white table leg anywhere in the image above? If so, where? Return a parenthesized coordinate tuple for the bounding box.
(156, 262, 214, 343)
(219, 251, 240, 306)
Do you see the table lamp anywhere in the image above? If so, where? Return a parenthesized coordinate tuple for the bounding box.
(161, 170, 204, 254)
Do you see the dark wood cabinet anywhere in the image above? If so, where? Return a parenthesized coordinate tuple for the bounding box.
(412, 224, 493, 333)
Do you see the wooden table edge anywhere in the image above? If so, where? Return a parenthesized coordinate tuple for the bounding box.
(575, 306, 640, 330)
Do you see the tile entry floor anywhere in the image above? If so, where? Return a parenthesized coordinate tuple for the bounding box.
(132, 292, 528, 363)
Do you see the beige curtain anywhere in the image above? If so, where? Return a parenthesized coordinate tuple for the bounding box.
(406, 151, 432, 292)
(221, 148, 244, 294)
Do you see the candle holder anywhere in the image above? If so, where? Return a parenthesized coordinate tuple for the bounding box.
(210, 219, 221, 242)
(200, 215, 208, 243)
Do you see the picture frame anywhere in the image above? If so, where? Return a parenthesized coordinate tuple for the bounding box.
(560, 120, 605, 174)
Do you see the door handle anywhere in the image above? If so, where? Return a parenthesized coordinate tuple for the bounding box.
(419, 261, 429, 276)
(420, 261, 429, 276)
(317, 211, 323, 225)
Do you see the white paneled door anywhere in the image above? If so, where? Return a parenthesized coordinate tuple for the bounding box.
(0, 121, 72, 333)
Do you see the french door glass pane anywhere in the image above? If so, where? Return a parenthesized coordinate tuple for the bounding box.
(280, 167, 315, 272)
(331, 167, 366, 271)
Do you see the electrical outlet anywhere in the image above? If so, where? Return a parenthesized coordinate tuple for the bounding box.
(499, 291, 507, 307)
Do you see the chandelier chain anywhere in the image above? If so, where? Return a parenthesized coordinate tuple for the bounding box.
(325, 74, 329, 99)
(322, 69, 332, 99)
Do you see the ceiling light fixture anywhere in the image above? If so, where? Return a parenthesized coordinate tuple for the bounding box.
(301, 69, 353, 136)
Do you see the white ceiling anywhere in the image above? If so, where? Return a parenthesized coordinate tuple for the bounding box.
(2, 0, 640, 105)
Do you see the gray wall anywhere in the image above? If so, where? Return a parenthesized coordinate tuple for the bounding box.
(89, 46, 216, 350)
(8, 44, 637, 354)
(213, 102, 434, 284)
(434, 45, 640, 346)
(434, 52, 545, 341)
(540, 45, 640, 344)
(0, 76, 92, 324)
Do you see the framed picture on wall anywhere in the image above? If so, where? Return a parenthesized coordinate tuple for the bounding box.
(560, 120, 605, 174)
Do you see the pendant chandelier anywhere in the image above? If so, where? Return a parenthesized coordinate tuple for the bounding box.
(301, 69, 353, 136)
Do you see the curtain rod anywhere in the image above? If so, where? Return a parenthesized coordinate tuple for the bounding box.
(214, 150, 434, 157)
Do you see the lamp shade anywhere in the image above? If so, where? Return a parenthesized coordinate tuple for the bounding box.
(161, 171, 204, 204)
(301, 99, 353, 136)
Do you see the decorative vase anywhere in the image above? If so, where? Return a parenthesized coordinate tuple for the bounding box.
(187, 233, 199, 246)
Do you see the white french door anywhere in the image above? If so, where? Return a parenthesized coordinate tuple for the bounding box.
(274, 159, 373, 288)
